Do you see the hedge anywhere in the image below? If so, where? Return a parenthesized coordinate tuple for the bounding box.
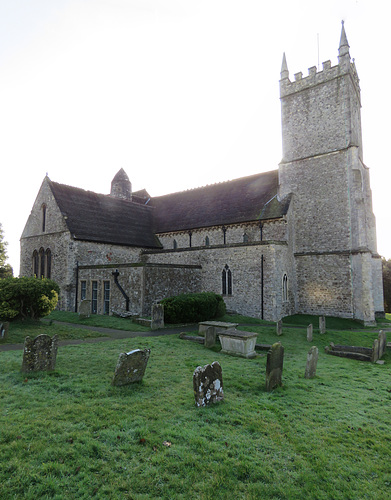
(160, 292, 226, 324)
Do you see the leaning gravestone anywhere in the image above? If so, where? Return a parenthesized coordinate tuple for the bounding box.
(265, 342, 284, 392)
(304, 346, 319, 379)
(276, 320, 283, 336)
(79, 299, 91, 319)
(193, 361, 224, 407)
(319, 316, 326, 334)
(112, 348, 151, 386)
(204, 326, 216, 348)
(22, 334, 59, 372)
(0, 321, 9, 340)
(151, 304, 164, 331)
(307, 324, 313, 342)
(378, 330, 387, 359)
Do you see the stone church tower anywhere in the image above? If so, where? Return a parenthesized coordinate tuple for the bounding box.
(278, 22, 383, 324)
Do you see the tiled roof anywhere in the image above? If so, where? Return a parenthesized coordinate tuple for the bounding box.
(152, 170, 289, 233)
(49, 181, 161, 248)
(48, 170, 290, 246)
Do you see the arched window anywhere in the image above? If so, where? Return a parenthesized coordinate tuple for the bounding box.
(32, 250, 39, 277)
(243, 233, 249, 243)
(173, 239, 177, 250)
(282, 274, 288, 302)
(39, 247, 45, 278)
(46, 249, 52, 279)
(42, 204, 47, 232)
(222, 264, 232, 295)
(205, 236, 210, 246)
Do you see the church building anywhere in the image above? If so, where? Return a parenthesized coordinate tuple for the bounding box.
(20, 24, 384, 325)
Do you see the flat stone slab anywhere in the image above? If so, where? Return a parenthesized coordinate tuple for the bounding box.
(199, 321, 239, 334)
(112, 348, 150, 386)
(219, 329, 258, 358)
(179, 333, 204, 344)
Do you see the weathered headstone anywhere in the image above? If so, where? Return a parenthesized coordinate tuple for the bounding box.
(79, 299, 91, 319)
(193, 361, 224, 407)
(22, 334, 58, 372)
(0, 321, 9, 340)
(319, 316, 326, 334)
(265, 342, 284, 392)
(151, 303, 164, 331)
(307, 324, 313, 342)
(204, 326, 216, 348)
(304, 346, 319, 379)
(378, 330, 387, 359)
(371, 338, 380, 363)
(276, 320, 283, 336)
(112, 348, 151, 386)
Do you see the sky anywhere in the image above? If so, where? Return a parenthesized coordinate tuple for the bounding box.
(1, 0, 390, 276)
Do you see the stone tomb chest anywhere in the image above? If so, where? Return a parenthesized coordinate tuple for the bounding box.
(218, 329, 258, 358)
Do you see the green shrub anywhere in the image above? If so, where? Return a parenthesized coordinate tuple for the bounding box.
(161, 292, 226, 323)
(0, 277, 60, 321)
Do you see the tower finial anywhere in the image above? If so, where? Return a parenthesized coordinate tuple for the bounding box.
(280, 52, 289, 80)
(338, 20, 350, 69)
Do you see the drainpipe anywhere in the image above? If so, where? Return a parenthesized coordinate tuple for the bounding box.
(261, 255, 264, 320)
(74, 261, 79, 312)
(259, 221, 263, 241)
(112, 269, 130, 311)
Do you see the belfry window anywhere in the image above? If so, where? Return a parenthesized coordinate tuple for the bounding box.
(243, 233, 249, 243)
(42, 204, 47, 232)
(205, 236, 210, 246)
(222, 264, 232, 295)
(173, 239, 177, 250)
(282, 273, 288, 302)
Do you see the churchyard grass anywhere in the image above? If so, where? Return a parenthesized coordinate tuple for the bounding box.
(0, 318, 108, 345)
(1, 320, 391, 498)
(46, 310, 151, 332)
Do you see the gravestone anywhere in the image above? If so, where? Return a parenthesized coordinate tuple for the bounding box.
(204, 326, 216, 348)
(371, 338, 380, 363)
(304, 346, 319, 379)
(151, 304, 164, 331)
(276, 320, 283, 336)
(112, 348, 151, 386)
(22, 334, 58, 372)
(193, 361, 224, 407)
(378, 330, 387, 359)
(319, 316, 326, 334)
(307, 324, 313, 342)
(0, 321, 9, 340)
(265, 342, 284, 392)
(79, 299, 91, 319)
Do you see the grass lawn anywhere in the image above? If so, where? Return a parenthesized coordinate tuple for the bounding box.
(1, 318, 391, 498)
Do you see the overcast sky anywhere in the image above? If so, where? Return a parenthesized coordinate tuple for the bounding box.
(1, 0, 390, 275)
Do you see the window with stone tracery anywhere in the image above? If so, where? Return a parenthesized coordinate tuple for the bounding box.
(222, 264, 232, 295)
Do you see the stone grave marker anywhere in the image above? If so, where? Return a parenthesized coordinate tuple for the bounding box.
(204, 326, 216, 348)
(378, 330, 387, 359)
(304, 346, 319, 379)
(371, 338, 380, 363)
(79, 299, 91, 319)
(265, 342, 284, 392)
(319, 316, 326, 334)
(193, 361, 224, 407)
(276, 320, 283, 336)
(22, 334, 59, 372)
(112, 348, 151, 386)
(307, 324, 313, 342)
(0, 321, 9, 340)
(151, 303, 164, 331)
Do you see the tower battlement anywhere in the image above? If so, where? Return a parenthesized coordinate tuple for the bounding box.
(280, 59, 360, 100)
